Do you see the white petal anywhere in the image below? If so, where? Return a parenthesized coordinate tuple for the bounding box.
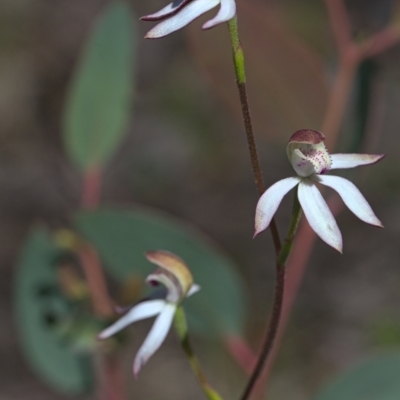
(298, 179, 343, 252)
(255, 177, 300, 236)
(133, 303, 176, 377)
(330, 153, 385, 170)
(187, 283, 201, 297)
(98, 300, 165, 339)
(202, 0, 236, 29)
(141, 0, 191, 21)
(145, 0, 220, 38)
(315, 175, 383, 227)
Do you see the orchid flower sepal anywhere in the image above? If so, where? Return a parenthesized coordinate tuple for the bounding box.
(98, 250, 200, 377)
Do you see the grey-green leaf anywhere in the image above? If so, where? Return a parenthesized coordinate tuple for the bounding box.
(313, 352, 400, 400)
(64, 1, 135, 171)
(14, 228, 92, 394)
(74, 207, 247, 337)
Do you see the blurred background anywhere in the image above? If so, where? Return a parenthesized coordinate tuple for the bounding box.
(1, 0, 400, 399)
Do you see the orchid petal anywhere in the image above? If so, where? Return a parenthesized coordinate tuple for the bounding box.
(315, 175, 383, 227)
(298, 179, 343, 252)
(98, 300, 165, 339)
(141, 0, 192, 21)
(133, 303, 176, 377)
(187, 283, 201, 297)
(145, 0, 220, 38)
(202, 0, 236, 29)
(255, 177, 300, 236)
(330, 153, 385, 170)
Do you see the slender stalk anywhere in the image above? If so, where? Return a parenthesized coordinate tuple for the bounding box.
(227, 17, 281, 254)
(82, 167, 103, 209)
(239, 192, 302, 400)
(79, 244, 114, 317)
(80, 166, 125, 400)
(174, 306, 224, 400)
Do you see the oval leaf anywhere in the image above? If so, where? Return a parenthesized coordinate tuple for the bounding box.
(313, 352, 400, 400)
(14, 228, 92, 394)
(74, 207, 247, 337)
(64, 1, 135, 171)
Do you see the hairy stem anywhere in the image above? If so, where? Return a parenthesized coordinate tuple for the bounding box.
(174, 306, 223, 400)
(239, 192, 302, 400)
(227, 17, 281, 254)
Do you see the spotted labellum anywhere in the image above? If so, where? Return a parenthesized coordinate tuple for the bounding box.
(255, 129, 384, 252)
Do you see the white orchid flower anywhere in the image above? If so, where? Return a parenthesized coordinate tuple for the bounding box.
(255, 129, 384, 253)
(141, 0, 236, 39)
(98, 250, 200, 377)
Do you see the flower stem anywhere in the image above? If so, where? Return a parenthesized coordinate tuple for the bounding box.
(239, 191, 302, 400)
(174, 306, 224, 400)
(82, 167, 103, 209)
(227, 16, 281, 254)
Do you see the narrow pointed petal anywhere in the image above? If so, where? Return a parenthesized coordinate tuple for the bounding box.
(330, 153, 385, 170)
(145, 0, 220, 38)
(298, 180, 343, 252)
(187, 283, 201, 297)
(202, 0, 236, 29)
(315, 175, 383, 227)
(133, 303, 176, 377)
(255, 177, 300, 236)
(98, 300, 165, 339)
(141, 0, 192, 21)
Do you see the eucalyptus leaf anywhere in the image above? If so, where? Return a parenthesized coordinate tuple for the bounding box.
(14, 228, 92, 395)
(64, 1, 135, 171)
(74, 207, 247, 337)
(313, 352, 400, 400)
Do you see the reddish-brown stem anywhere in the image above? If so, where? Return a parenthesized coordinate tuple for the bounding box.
(79, 245, 126, 400)
(79, 245, 114, 318)
(239, 265, 285, 400)
(94, 352, 126, 400)
(321, 50, 360, 144)
(257, 196, 343, 392)
(236, 83, 281, 253)
(80, 167, 126, 400)
(104, 355, 126, 400)
(82, 167, 103, 209)
(361, 25, 400, 59)
(225, 336, 256, 375)
(324, 0, 353, 55)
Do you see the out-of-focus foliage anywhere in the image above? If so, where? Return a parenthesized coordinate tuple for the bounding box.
(313, 352, 400, 400)
(63, 1, 135, 171)
(186, 0, 328, 142)
(74, 207, 247, 337)
(14, 229, 92, 395)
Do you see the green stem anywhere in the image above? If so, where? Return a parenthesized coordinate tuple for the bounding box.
(239, 191, 302, 400)
(227, 17, 281, 254)
(174, 306, 224, 400)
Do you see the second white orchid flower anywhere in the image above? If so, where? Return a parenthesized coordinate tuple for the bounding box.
(141, 0, 236, 39)
(98, 250, 200, 377)
(255, 129, 384, 253)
